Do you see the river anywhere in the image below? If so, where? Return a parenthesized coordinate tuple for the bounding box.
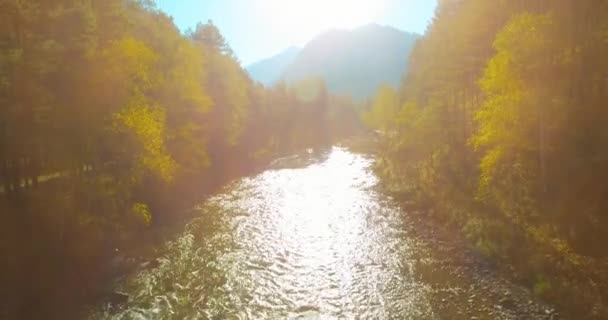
(91, 147, 556, 319)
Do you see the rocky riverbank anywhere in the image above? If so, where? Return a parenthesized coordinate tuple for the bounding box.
(91, 146, 565, 319)
(399, 205, 559, 319)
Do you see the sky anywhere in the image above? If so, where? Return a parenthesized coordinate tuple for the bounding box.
(155, 0, 437, 66)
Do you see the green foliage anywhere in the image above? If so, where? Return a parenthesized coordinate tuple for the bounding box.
(189, 20, 234, 57)
(190, 23, 251, 146)
(0, 1, 364, 317)
(533, 274, 553, 298)
(370, 0, 608, 317)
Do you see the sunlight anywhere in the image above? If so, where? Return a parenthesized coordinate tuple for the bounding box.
(259, 0, 388, 42)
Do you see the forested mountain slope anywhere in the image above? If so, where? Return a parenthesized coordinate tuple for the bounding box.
(247, 24, 419, 100)
(283, 24, 419, 100)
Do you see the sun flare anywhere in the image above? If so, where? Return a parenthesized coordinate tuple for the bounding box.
(259, 0, 388, 43)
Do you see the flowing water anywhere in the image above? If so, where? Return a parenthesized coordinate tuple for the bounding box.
(91, 147, 553, 319)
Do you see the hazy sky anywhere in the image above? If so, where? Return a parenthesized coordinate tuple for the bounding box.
(156, 0, 437, 66)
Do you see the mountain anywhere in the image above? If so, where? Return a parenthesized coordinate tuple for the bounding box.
(282, 24, 419, 100)
(246, 24, 419, 100)
(246, 46, 300, 86)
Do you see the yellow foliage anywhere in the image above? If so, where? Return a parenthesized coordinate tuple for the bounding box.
(207, 51, 250, 145)
(130, 203, 152, 226)
(114, 99, 176, 182)
(292, 77, 325, 102)
(473, 13, 555, 196)
(102, 37, 160, 92)
(165, 40, 212, 114)
(478, 146, 504, 191)
(363, 85, 399, 132)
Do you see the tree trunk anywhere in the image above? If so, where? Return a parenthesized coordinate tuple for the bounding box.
(539, 104, 547, 196)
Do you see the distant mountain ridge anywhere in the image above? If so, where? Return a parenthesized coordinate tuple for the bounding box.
(245, 46, 300, 86)
(246, 24, 420, 100)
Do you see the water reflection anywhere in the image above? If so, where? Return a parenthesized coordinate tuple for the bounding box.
(92, 147, 435, 319)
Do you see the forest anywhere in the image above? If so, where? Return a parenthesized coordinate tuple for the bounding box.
(3, 0, 608, 319)
(365, 0, 608, 316)
(0, 1, 362, 318)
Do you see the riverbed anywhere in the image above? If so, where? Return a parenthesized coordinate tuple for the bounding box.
(91, 147, 556, 319)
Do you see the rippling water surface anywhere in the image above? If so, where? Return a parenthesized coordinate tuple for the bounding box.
(92, 147, 545, 319)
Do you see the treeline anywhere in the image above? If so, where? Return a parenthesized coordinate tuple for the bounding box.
(366, 0, 608, 317)
(0, 1, 361, 318)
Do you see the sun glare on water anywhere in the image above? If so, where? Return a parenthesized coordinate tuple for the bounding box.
(259, 0, 388, 42)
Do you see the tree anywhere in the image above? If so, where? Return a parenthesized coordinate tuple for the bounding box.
(363, 85, 400, 133)
(189, 20, 234, 57)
